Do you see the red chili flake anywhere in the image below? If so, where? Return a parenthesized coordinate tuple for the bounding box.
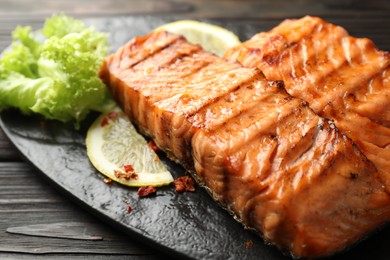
(127, 205, 133, 213)
(114, 170, 122, 178)
(173, 176, 195, 193)
(103, 178, 113, 184)
(148, 140, 160, 152)
(108, 111, 119, 119)
(101, 117, 109, 127)
(115, 167, 138, 180)
(114, 170, 128, 179)
(245, 240, 253, 249)
(137, 186, 157, 197)
(124, 164, 135, 173)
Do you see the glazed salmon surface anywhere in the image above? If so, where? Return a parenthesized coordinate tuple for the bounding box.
(225, 16, 390, 191)
(100, 30, 390, 258)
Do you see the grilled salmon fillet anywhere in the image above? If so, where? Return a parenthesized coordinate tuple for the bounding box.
(99, 30, 390, 258)
(224, 16, 390, 191)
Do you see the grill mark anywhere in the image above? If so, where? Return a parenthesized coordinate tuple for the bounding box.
(156, 55, 236, 94)
(263, 107, 323, 188)
(267, 19, 345, 80)
(223, 135, 278, 220)
(330, 109, 390, 148)
(193, 83, 306, 207)
(155, 67, 257, 116)
(116, 39, 202, 85)
(289, 120, 323, 171)
(276, 106, 321, 170)
(345, 67, 390, 127)
(241, 120, 342, 231)
(188, 74, 272, 130)
(132, 55, 239, 108)
(132, 39, 201, 73)
(118, 32, 181, 70)
(272, 29, 357, 104)
(305, 44, 389, 113)
(134, 50, 207, 102)
(118, 53, 212, 133)
(211, 98, 303, 159)
(225, 16, 390, 193)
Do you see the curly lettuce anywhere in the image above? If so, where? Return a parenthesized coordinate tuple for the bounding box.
(0, 14, 114, 125)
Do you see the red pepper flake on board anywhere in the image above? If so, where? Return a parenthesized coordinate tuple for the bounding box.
(101, 117, 109, 127)
(173, 176, 195, 193)
(148, 140, 160, 152)
(103, 178, 113, 184)
(127, 205, 133, 213)
(245, 240, 253, 249)
(137, 186, 157, 197)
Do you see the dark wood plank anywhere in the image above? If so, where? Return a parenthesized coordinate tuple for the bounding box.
(0, 0, 388, 18)
(0, 128, 20, 161)
(0, 162, 162, 258)
(0, 17, 388, 52)
(0, 255, 159, 260)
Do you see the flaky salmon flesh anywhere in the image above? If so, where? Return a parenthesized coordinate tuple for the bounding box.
(99, 30, 390, 258)
(225, 16, 390, 193)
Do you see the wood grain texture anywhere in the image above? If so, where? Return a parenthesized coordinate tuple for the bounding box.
(0, 0, 389, 18)
(0, 129, 19, 161)
(0, 162, 162, 258)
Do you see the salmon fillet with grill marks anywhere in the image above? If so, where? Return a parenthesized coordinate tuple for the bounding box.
(99, 30, 390, 258)
(224, 16, 390, 191)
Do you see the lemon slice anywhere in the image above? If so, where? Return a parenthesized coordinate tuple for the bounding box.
(86, 107, 173, 187)
(155, 20, 241, 57)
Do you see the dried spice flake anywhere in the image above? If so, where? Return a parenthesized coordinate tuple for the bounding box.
(148, 140, 160, 152)
(173, 176, 195, 193)
(130, 173, 139, 180)
(114, 169, 138, 180)
(137, 186, 157, 197)
(124, 164, 135, 173)
(101, 117, 109, 127)
(127, 205, 133, 213)
(103, 178, 113, 184)
(245, 240, 253, 249)
(114, 170, 124, 179)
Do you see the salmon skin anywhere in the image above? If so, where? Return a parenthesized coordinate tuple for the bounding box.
(100, 30, 390, 258)
(225, 16, 390, 192)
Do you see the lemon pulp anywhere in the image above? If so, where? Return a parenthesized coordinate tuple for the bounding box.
(86, 107, 173, 187)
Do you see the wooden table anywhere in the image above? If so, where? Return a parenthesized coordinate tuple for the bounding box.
(0, 1, 389, 259)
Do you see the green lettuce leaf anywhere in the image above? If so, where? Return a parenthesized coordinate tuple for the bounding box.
(0, 14, 114, 125)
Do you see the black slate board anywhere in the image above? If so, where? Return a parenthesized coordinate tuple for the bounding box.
(1, 16, 390, 260)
